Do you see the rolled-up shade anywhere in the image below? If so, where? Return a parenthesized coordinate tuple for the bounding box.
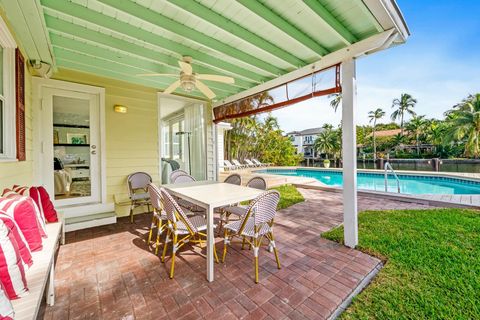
(213, 64, 341, 123)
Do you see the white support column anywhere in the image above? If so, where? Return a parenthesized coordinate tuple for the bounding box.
(215, 122, 232, 177)
(341, 59, 358, 248)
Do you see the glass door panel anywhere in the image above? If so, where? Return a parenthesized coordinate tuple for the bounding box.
(52, 95, 93, 201)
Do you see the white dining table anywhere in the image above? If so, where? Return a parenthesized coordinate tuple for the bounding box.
(163, 180, 264, 282)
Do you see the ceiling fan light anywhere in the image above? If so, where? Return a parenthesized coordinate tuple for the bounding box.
(181, 79, 195, 92)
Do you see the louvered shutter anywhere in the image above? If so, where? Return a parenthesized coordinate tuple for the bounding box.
(15, 49, 25, 161)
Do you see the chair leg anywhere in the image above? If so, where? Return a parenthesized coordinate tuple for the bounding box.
(241, 236, 246, 250)
(253, 237, 260, 283)
(161, 229, 171, 262)
(169, 233, 178, 279)
(213, 243, 219, 263)
(129, 203, 135, 223)
(222, 230, 229, 263)
(154, 219, 163, 255)
(147, 214, 156, 244)
(269, 232, 281, 269)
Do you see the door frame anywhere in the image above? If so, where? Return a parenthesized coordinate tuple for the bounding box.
(33, 78, 108, 212)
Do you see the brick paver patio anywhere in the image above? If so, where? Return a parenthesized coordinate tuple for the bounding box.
(44, 189, 432, 320)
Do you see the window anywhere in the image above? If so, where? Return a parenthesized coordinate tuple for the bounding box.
(0, 17, 17, 160)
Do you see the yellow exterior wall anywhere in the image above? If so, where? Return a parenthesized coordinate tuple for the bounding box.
(52, 69, 160, 217)
(0, 12, 34, 192)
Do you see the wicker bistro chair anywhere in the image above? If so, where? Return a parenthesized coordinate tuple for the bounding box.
(127, 172, 153, 223)
(147, 183, 168, 254)
(159, 188, 219, 278)
(222, 190, 281, 283)
(223, 173, 242, 185)
(170, 173, 204, 213)
(169, 169, 189, 183)
(222, 177, 267, 223)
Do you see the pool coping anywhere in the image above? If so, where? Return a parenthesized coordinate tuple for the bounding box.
(255, 167, 480, 209)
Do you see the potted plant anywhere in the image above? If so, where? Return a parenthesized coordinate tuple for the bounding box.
(323, 159, 330, 168)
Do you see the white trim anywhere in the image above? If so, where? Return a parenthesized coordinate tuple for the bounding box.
(60, 202, 115, 219)
(0, 17, 17, 47)
(65, 215, 116, 232)
(363, 0, 410, 41)
(0, 16, 17, 160)
(32, 77, 107, 206)
(213, 29, 395, 108)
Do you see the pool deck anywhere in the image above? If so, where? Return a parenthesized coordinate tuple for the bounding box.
(220, 166, 480, 209)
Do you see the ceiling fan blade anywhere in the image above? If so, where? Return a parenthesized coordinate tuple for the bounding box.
(136, 73, 178, 77)
(178, 61, 193, 75)
(163, 80, 181, 94)
(197, 74, 235, 84)
(196, 80, 216, 99)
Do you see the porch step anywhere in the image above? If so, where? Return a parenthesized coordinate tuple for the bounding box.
(65, 212, 117, 232)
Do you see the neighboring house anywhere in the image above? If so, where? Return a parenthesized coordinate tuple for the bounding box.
(287, 127, 323, 158)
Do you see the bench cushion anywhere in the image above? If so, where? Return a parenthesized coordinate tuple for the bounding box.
(0, 282, 14, 320)
(0, 196, 45, 252)
(12, 186, 58, 223)
(0, 220, 28, 300)
(0, 213, 32, 268)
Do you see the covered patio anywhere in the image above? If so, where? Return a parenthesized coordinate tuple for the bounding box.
(0, 0, 408, 319)
(44, 188, 431, 320)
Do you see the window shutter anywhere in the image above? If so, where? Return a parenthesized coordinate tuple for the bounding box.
(15, 48, 25, 161)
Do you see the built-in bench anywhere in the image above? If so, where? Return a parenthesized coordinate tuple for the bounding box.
(11, 217, 64, 320)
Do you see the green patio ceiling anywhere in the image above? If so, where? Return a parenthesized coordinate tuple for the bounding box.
(1, 0, 407, 101)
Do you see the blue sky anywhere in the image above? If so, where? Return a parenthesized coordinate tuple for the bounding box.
(270, 0, 480, 133)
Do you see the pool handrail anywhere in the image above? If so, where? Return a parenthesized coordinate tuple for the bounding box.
(384, 162, 401, 193)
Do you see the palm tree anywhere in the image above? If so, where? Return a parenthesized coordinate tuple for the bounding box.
(314, 128, 340, 159)
(391, 93, 417, 135)
(368, 108, 385, 162)
(390, 133, 406, 155)
(406, 115, 426, 154)
(328, 93, 342, 113)
(446, 94, 480, 158)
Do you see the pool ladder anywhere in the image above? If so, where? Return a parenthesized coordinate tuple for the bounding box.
(384, 162, 401, 193)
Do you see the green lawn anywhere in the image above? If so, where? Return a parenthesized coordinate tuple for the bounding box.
(271, 184, 304, 210)
(323, 208, 480, 319)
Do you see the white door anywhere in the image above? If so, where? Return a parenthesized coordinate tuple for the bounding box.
(42, 87, 101, 206)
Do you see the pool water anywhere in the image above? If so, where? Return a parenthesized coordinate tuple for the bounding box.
(257, 169, 480, 195)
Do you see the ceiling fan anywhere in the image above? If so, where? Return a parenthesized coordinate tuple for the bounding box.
(137, 56, 234, 99)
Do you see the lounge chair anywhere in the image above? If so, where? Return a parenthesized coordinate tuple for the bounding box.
(252, 158, 271, 167)
(232, 159, 246, 169)
(244, 159, 259, 167)
(224, 160, 237, 171)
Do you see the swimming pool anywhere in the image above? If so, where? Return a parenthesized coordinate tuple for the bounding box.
(257, 168, 480, 195)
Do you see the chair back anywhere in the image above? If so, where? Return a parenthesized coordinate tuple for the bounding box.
(245, 159, 254, 166)
(147, 183, 163, 212)
(252, 159, 262, 165)
(238, 190, 280, 233)
(170, 169, 189, 183)
(246, 176, 267, 190)
(127, 172, 152, 195)
(171, 173, 196, 184)
(224, 160, 234, 167)
(224, 173, 241, 185)
(159, 188, 197, 234)
(232, 159, 242, 167)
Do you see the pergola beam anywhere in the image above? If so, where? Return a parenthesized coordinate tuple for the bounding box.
(302, 0, 358, 45)
(166, 0, 305, 68)
(49, 34, 244, 95)
(96, 0, 284, 76)
(41, 0, 266, 84)
(236, 0, 329, 56)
